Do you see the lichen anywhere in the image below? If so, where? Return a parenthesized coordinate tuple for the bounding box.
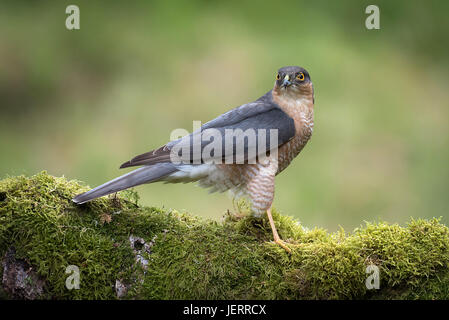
(0, 171, 448, 299)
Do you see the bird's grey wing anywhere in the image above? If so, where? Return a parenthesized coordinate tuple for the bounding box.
(120, 145, 172, 168)
(197, 90, 276, 130)
(120, 91, 295, 167)
(195, 105, 295, 163)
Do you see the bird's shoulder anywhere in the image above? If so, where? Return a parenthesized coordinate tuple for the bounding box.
(200, 90, 291, 130)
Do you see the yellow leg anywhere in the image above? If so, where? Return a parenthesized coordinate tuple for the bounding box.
(266, 207, 291, 253)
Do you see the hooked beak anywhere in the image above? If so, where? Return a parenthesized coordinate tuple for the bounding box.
(282, 75, 292, 88)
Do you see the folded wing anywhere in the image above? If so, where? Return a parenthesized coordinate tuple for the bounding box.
(120, 91, 296, 168)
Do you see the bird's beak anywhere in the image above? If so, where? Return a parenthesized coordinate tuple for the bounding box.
(282, 75, 292, 88)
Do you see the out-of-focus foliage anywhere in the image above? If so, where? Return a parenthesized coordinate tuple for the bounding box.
(0, 0, 448, 231)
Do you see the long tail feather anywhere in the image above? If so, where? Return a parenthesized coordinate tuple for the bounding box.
(72, 163, 176, 204)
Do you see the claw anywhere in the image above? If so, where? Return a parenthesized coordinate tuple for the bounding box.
(274, 238, 292, 253)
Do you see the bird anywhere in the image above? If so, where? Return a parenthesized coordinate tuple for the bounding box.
(73, 66, 315, 252)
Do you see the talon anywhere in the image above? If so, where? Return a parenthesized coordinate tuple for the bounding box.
(274, 238, 292, 253)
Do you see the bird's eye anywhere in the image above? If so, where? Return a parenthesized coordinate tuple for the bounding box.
(296, 72, 305, 81)
(276, 73, 281, 80)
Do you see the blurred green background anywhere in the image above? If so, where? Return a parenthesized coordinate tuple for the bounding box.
(1, 0, 448, 231)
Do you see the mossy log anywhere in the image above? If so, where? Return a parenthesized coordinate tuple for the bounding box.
(0, 172, 448, 299)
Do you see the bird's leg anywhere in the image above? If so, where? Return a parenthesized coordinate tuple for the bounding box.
(266, 207, 291, 253)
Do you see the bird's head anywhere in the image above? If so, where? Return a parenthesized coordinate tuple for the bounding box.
(273, 66, 312, 97)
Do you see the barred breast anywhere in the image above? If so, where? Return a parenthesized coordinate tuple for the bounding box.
(271, 82, 315, 176)
(277, 107, 314, 174)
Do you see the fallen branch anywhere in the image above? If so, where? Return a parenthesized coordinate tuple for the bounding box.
(0, 172, 448, 299)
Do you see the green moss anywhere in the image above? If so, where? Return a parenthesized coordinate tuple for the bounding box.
(0, 171, 448, 299)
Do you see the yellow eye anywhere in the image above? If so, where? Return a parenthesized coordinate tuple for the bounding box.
(296, 72, 305, 81)
(276, 73, 281, 80)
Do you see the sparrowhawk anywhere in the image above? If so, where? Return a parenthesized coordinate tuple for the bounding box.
(73, 66, 315, 252)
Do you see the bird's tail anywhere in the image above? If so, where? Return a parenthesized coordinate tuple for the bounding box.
(72, 163, 176, 204)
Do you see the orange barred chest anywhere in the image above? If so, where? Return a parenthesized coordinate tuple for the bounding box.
(271, 88, 315, 175)
(276, 110, 314, 174)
